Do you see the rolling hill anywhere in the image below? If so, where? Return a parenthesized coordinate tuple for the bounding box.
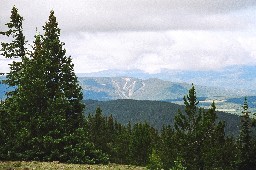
(83, 99, 241, 136)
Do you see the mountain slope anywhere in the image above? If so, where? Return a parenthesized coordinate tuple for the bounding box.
(1, 76, 252, 101)
(79, 77, 252, 101)
(84, 99, 240, 136)
(77, 66, 256, 91)
(1, 76, 254, 114)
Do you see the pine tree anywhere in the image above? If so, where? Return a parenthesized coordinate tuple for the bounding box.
(112, 121, 131, 164)
(40, 11, 84, 131)
(0, 7, 108, 163)
(174, 85, 225, 170)
(174, 85, 201, 169)
(0, 6, 27, 90)
(129, 122, 154, 166)
(86, 107, 108, 153)
(158, 125, 177, 169)
(238, 97, 256, 170)
(0, 6, 29, 160)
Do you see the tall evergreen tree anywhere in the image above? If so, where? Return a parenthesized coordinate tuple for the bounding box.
(238, 97, 256, 170)
(40, 11, 84, 130)
(0, 6, 27, 90)
(158, 125, 177, 169)
(111, 121, 132, 164)
(174, 85, 225, 170)
(0, 7, 108, 163)
(86, 107, 109, 153)
(0, 6, 29, 160)
(129, 122, 154, 166)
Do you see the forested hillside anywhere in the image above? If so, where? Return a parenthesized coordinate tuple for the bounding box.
(84, 99, 240, 135)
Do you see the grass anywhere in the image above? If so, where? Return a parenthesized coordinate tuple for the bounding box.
(0, 161, 146, 170)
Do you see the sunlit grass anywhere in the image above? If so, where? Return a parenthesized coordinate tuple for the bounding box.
(0, 161, 146, 170)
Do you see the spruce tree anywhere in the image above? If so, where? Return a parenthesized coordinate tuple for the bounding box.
(174, 85, 225, 170)
(129, 122, 153, 166)
(0, 7, 108, 163)
(0, 6, 27, 90)
(40, 11, 84, 131)
(86, 107, 108, 153)
(0, 6, 29, 160)
(238, 97, 256, 170)
(158, 125, 177, 169)
(112, 121, 131, 164)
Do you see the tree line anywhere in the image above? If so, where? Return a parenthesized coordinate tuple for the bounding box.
(0, 7, 256, 170)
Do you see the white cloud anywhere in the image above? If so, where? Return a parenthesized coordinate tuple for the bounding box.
(1, 0, 255, 34)
(0, 0, 256, 74)
(62, 31, 256, 73)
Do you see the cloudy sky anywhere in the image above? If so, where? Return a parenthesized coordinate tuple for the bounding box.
(0, 0, 256, 76)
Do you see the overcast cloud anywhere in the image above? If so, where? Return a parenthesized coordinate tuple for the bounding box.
(0, 0, 256, 74)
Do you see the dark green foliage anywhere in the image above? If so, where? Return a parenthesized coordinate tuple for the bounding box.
(110, 121, 132, 164)
(157, 125, 177, 169)
(0, 6, 29, 160)
(86, 107, 109, 154)
(59, 128, 109, 164)
(174, 85, 226, 170)
(0, 6, 26, 59)
(0, 7, 106, 164)
(170, 157, 187, 170)
(0, 102, 11, 160)
(84, 99, 240, 136)
(85, 108, 160, 166)
(129, 122, 154, 166)
(238, 98, 256, 170)
(83, 98, 247, 168)
(86, 107, 130, 164)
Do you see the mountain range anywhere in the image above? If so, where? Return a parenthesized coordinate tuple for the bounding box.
(79, 76, 254, 100)
(78, 76, 256, 115)
(77, 65, 256, 91)
(1, 75, 255, 135)
(1, 76, 256, 114)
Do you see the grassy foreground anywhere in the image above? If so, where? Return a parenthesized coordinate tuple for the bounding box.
(0, 161, 146, 170)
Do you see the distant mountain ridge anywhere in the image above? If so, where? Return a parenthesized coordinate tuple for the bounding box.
(1, 76, 254, 101)
(79, 76, 256, 114)
(1, 76, 256, 114)
(77, 65, 256, 91)
(78, 76, 254, 101)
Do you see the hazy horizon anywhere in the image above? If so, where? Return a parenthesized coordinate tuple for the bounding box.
(1, 1, 256, 90)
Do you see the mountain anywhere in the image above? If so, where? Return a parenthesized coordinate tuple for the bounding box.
(83, 99, 241, 136)
(78, 77, 256, 114)
(78, 76, 252, 101)
(77, 65, 256, 91)
(1, 76, 255, 114)
(1, 75, 253, 101)
(0, 75, 249, 135)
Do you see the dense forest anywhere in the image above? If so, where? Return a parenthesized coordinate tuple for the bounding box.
(1, 7, 256, 170)
(83, 99, 241, 136)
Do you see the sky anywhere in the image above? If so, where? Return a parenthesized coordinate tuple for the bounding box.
(0, 1, 256, 81)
